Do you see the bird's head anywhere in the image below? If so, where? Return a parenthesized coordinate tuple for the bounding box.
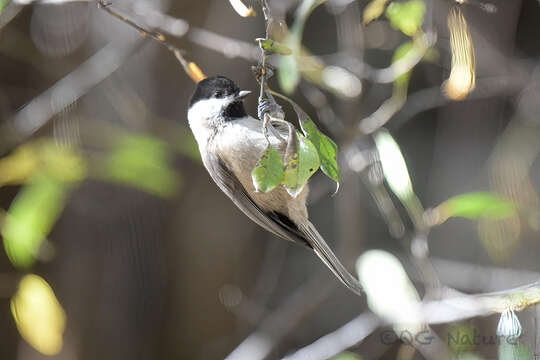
(188, 76, 251, 128)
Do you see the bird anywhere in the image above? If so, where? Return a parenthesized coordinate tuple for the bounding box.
(187, 75, 362, 296)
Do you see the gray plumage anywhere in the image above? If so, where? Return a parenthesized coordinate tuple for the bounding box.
(188, 76, 362, 296)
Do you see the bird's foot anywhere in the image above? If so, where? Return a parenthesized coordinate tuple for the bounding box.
(258, 96, 285, 122)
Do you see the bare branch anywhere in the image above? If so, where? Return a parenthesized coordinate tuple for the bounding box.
(283, 313, 380, 360)
(284, 280, 540, 360)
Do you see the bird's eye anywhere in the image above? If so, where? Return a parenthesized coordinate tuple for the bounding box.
(214, 91, 223, 98)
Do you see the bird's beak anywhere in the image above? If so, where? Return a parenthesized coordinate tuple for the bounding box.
(236, 90, 251, 100)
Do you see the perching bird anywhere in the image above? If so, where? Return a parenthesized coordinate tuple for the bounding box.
(187, 75, 362, 296)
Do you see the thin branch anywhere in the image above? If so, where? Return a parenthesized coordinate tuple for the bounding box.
(424, 257, 540, 293)
(358, 93, 407, 134)
(390, 74, 534, 131)
(423, 281, 540, 323)
(95, 0, 206, 82)
(257, 0, 271, 110)
(283, 280, 540, 360)
(322, 31, 436, 85)
(187, 28, 259, 61)
(282, 313, 380, 360)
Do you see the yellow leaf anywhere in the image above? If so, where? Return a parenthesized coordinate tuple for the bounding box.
(0, 145, 39, 186)
(363, 0, 390, 25)
(0, 140, 86, 187)
(11, 274, 66, 355)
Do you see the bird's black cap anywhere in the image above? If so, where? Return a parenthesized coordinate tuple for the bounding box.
(189, 75, 248, 120)
(189, 76, 241, 107)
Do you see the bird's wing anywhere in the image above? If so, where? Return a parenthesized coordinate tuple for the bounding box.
(203, 150, 309, 247)
(203, 150, 363, 296)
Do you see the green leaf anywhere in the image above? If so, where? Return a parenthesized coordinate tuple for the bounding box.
(293, 103, 341, 184)
(251, 145, 284, 192)
(0, 0, 11, 15)
(282, 131, 320, 198)
(2, 173, 67, 268)
(498, 341, 532, 360)
(268, 90, 341, 186)
(392, 41, 414, 92)
(105, 134, 181, 197)
(385, 0, 426, 36)
(373, 129, 414, 200)
(447, 323, 478, 354)
(278, 40, 301, 94)
(278, 0, 327, 94)
(438, 192, 517, 221)
(259, 38, 292, 55)
(330, 352, 363, 360)
(456, 354, 484, 360)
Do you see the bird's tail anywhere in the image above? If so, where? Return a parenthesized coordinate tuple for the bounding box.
(299, 221, 363, 296)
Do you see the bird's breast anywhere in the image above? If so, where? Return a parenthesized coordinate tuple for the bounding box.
(215, 118, 309, 223)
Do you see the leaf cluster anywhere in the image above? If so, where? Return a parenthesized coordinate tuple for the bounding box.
(251, 100, 340, 198)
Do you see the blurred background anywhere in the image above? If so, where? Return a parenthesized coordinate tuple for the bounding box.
(1, 0, 540, 359)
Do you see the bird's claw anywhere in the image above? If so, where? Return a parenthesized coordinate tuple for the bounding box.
(258, 96, 284, 122)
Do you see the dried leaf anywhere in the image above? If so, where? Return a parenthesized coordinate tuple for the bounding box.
(188, 62, 207, 83)
(444, 7, 475, 100)
(228, 0, 256, 17)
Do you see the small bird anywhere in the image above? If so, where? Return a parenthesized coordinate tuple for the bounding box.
(188, 75, 362, 296)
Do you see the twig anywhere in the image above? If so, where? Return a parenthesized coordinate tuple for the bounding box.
(95, 0, 205, 82)
(390, 74, 534, 131)
(421, 281, 540, 323)
(283, 313, 380, 360)
(188, 28, 259, 61)
(283, 280, 540, 360)
(320, 31, 435, 85)
(96, 0, 170, 50)
(257, 0, 271, 109)
(419, 257, 540, 292)
(299, 83, 345, 137)
(358, 94, 407, 135)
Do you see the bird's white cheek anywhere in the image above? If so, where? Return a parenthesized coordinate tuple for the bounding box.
(188, 98, 228, 147)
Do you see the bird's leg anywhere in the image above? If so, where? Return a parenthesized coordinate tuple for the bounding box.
(269, 117, 294, 145)
(262, 113, 270, 143)
(262, 113, 286, 143)
(258, 96, 286, 141)
(254, 61, 287, 143)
